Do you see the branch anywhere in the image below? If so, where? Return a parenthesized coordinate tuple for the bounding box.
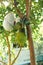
(6, 36, 11, 65)
(11, 47, 22, 65)
(14, 0, 23, 18)
(0, 60, 7, 65)
(25, 0, 32, 19)
(14, 0, 31, 19)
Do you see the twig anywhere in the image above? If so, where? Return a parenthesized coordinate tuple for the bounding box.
(0, 60, 7, 65)
(11, 47, 22, 65)
(6, 36, 11, 65)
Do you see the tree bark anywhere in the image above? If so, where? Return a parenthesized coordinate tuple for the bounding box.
(26, 25, 36, 65)
(25, 0, 36, 65)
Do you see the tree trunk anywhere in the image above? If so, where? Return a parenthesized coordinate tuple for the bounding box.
(26, 25, 36, 65)
(25, 0, 36, 65)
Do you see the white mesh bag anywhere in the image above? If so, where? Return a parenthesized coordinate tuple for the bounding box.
(3, 12, 16, 31)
